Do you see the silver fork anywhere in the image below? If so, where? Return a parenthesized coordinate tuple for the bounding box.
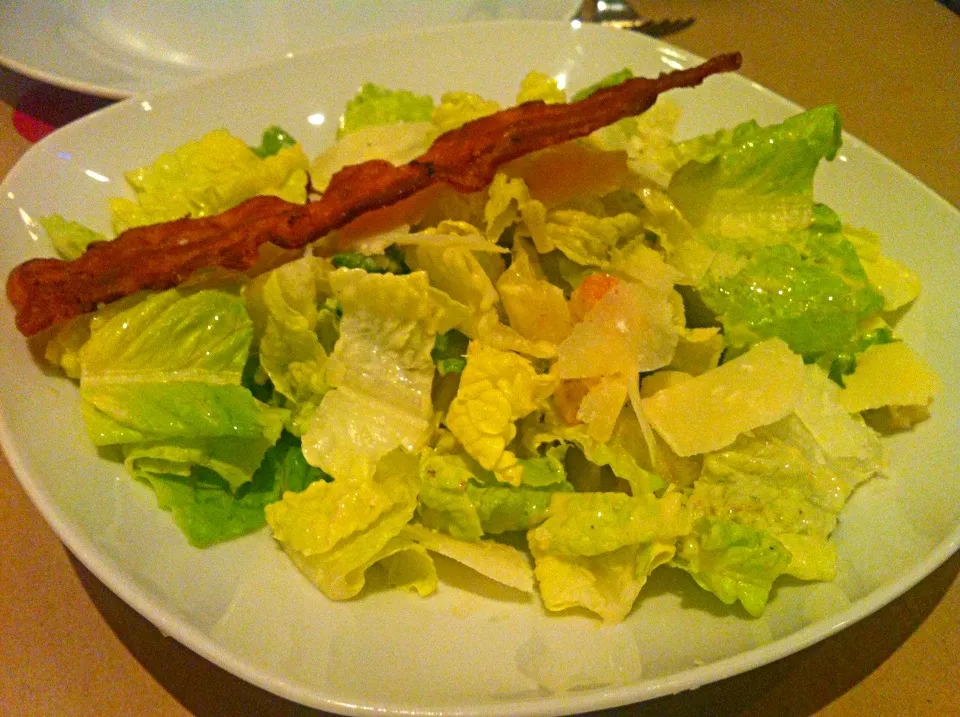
(574, 1, 695, 38)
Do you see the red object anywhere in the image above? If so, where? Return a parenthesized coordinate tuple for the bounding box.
(12, 83, 113, 142)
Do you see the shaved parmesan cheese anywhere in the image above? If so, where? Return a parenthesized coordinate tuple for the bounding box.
(641, 338, 805, 456)
(403, 523, 534, 593)
(839, 341, 941, 413)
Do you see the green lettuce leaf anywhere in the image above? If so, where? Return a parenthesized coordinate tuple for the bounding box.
(339, 83, 435, 137)
(431, 329, 470, 376)
(669, 105, 842, 237)
(680, 378, 884, 609)
(243, 256, 337, 435)
(572, 68, 633, 102)
(673, 518, 792, 617)
(697, 206, 884, 357)
(249, 125, 297, 158)
(134, 431, 326, 547)
(519, 407, 666, 495)
(38, 214, 107, 260)
(77, 288, 284, 468)
(417, 445, 574, 540)
(528, 491, 689, 557)
(528, 490, 689, 621)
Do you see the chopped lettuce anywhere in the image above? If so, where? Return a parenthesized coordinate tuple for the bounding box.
(250, 125, 298, 158)
(243, 256, 337, 435)
(697, 213, 884, 358)
(431, 328, 470, 376)
(301, 269, 465, 481)
(265, 448, 423, 600)
(430, 91, 500, 136)
(38, 214, 106, 260)
(445, 341, 557, 485)
(529, 491, 689, 620)
(110, 128, 309, 233)
(133, 431, 326, 547)
(339, 83, 434, 137)
(669, 105, 842, 237)
(516, 71, 566, 105)
(77, 288, 284, 462)
(674, 518, 792, 617)
(417, 443, 573, 540)
(572, 68, 634, 102)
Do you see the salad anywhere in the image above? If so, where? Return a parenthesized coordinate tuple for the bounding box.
(29, 67, 940, 622)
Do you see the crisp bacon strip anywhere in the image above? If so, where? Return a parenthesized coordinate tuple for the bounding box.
(7, 53, 741, 336)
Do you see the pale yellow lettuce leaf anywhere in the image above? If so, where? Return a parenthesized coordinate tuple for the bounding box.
(302, 270, 461, 480)
(445, 341, 556, 485)
(265, 449, 420, 600)
(110, 129, 309, 233)
(516, 71, 566, 105)
(495, 244, 573, 346)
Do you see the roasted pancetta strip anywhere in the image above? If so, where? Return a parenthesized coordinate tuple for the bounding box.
(7, 52, 741, 336)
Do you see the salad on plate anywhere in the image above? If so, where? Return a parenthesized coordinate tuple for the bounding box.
(11, 60, 941, 623)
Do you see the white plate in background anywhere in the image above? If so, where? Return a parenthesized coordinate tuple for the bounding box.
(0, 0, 580, 98)
(1, 21, 958, 717)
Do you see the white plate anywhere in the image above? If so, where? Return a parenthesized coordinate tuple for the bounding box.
(0, 0, 580, 99)
(1, 21, 958, 717)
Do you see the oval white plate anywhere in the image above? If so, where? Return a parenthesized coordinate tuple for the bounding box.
(0, 0, 579, 99)
(1, 21, 958, 717)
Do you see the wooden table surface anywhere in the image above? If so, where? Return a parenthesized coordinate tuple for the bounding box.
(1, 1, 958, 715)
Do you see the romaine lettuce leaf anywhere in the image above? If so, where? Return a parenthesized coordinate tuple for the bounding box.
(77, 288, 284, 473)
(249, 125, 298, 158)
(430, 91, 500, 136)
(528, 490, 689, 621)
(133, 430, 326, 547)
(673, 518, 792, 617)
(38, 214, 107, 260)
(697, 218, 884, 357)
(572, 68, 633, 102)
(301, 269, 463, 481)
(516, 71, 566, 105)
(264, 448, 421, 600)
(417, 444, 573, 540)
(669, 105, 842, 238)
(519, 406, 665, 495)
(588, 99, 683, 186)
(528, 491, 689, 557)
(495, 243, 573, 346)
(243, 256, 337, 435)
(110, 128, 309, 233)
(444, 341, 556, 485)
(339, 83, 434, 137)
(681, 387, 884, 606)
